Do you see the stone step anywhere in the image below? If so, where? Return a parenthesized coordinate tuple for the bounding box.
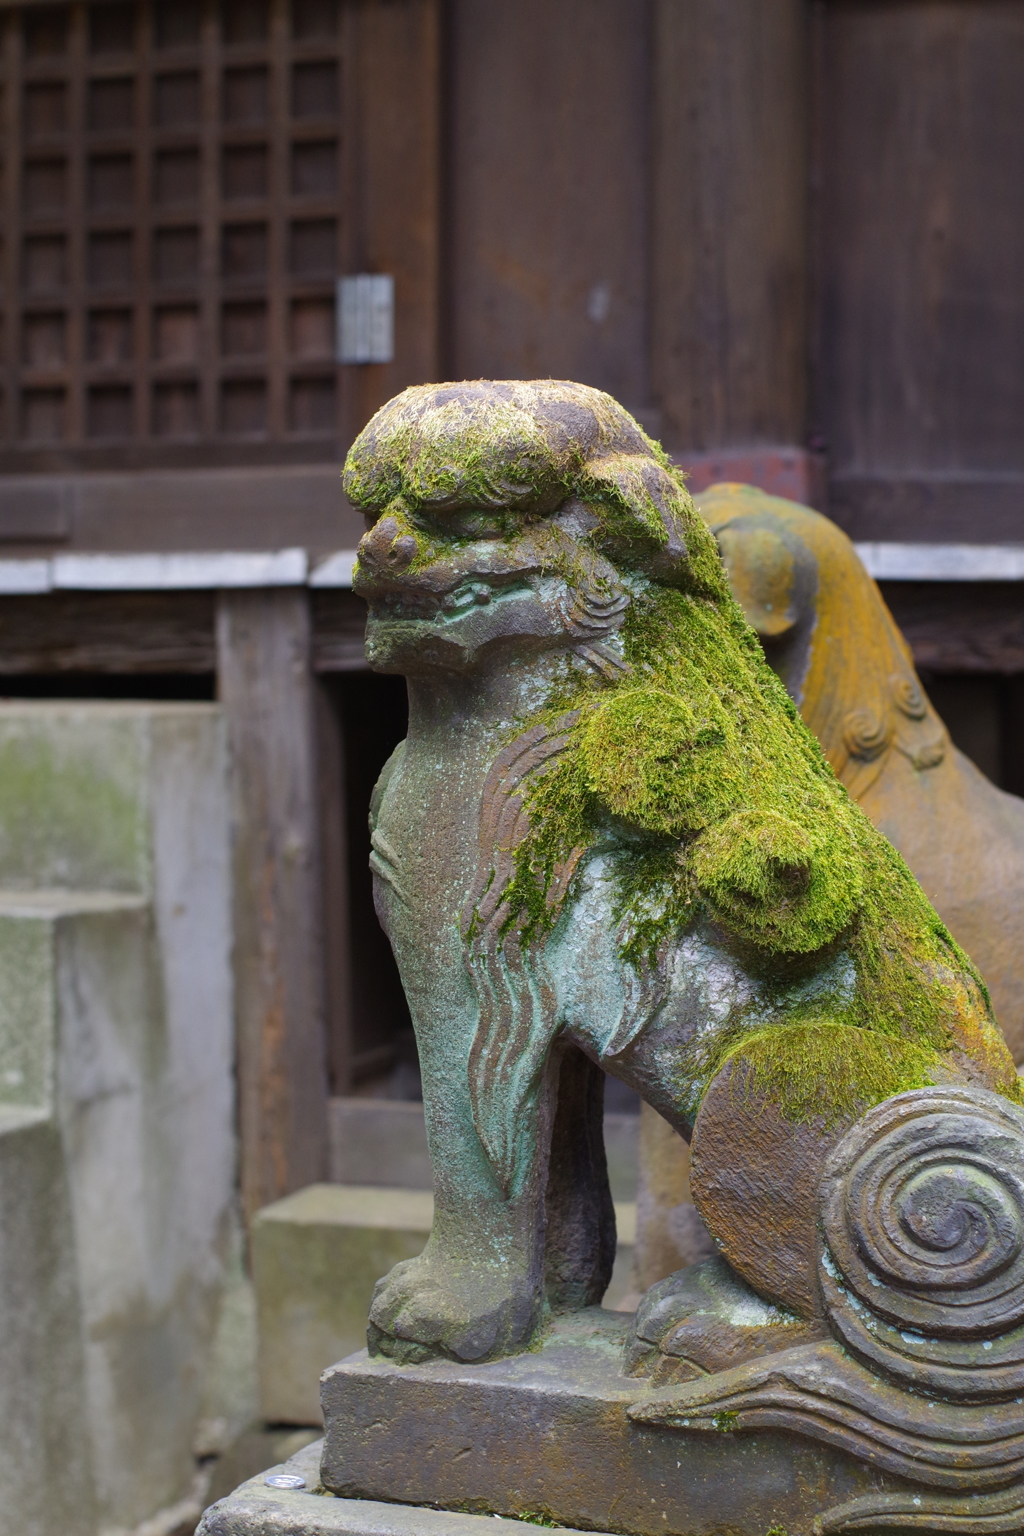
(253, 1182, 637, 1426)
(0, 702, 234, 1536)
(0, 888, 147, 1114)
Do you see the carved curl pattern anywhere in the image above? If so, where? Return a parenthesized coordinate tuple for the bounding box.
(629, 1087, 1024, 1532)
(892, 673, 928, 720)
(819, 1085, 1024, 1401)
(842, 706, 892, 761)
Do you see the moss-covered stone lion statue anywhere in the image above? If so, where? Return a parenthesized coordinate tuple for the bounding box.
(344, 384, 1024, 1510)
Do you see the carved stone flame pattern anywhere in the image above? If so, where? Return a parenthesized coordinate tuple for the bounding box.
(820, 1085, 1024, 1402)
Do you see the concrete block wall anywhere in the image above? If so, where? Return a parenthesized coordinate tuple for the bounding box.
(0, 705, 235, 1536)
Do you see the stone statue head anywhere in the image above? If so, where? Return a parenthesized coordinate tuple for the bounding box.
(345, 379, 727, 675)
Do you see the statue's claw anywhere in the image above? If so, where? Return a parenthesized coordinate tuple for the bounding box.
(625, 1255, 827, 1384)
(367, 1253, 538, 1364)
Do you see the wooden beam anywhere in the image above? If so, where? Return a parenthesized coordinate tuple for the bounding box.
(216, 587, 329, 1223)
(651, 0, 809, 453)
(315, 675, 354, 1094)
(0, 590, 215, 673)
(881, 582, 1024, 677)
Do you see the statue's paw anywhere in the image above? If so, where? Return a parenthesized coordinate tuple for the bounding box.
(624, 1255, 825, 1383)
(367, 1253, 538, 1364)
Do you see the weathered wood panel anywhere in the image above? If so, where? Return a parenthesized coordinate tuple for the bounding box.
(0, 589, 215, 672)
(652, 0, 809, 453)
(816, 2, 1024, 538)
(882, 582, 1024, 676)
(830, 475, 1024, 545)
(216, 587, 329, 1221)
(448, 0, 650, 413)
(339, 0, 441, 445)
(310, 587, 368, 672)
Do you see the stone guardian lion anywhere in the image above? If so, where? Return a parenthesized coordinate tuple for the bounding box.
(345, 380, 1021, 1391)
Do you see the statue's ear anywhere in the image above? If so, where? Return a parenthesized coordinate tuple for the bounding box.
(715, 523, 799, 639)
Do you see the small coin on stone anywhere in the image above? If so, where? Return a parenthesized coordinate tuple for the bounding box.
(264, 1473, 306, 1490)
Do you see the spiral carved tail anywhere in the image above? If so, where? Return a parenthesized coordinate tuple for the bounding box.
(820, 1085, 1024, 1402)
(630, 1086, 1024, 1529)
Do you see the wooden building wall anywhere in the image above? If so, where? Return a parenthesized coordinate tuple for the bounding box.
(815, 0, 1024, 540)
(1, 0, 1023, 1214)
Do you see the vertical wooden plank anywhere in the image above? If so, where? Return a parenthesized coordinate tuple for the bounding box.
(339, 0, 441, 448)
(815, 0, 1024, 537)
(135, 1, 154, 439)
(448, 0, 650, 414)
(315, 675, 353, 1094)
(198, 0, 220, 438)
(66, 3, 87, 444)
(266, 0, 289, 439)
(1, 9, 21, 447)
(651, 0, 809, 453)
(216, 586, 329, 1222)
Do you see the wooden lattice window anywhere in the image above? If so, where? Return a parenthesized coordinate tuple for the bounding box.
(0, 0, 343, 468)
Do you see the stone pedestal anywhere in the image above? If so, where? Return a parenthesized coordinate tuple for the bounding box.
(198, 1440, 614, 1536)
(317, 1310, 897, 1536)
(201, 1311, 911, 1536)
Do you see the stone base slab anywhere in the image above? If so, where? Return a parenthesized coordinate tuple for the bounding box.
(197, 1441, 615, 1536)
(319, 1310, 907, 1536)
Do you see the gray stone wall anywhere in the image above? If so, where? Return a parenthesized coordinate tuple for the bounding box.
(0, 704, 235, 1536)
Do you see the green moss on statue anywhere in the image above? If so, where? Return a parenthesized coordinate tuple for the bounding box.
(495, 500, 1016, 1127)
(722, 1021, 944, 1130)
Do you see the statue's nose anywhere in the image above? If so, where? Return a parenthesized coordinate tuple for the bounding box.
(356, 516, 419, 581)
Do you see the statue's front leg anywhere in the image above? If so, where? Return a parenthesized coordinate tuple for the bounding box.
(367, 1036, 558, 1364)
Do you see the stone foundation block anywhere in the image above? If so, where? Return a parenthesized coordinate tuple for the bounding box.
(0, 703, 234, 1536)
(253, 1184, 434, 1425)
(319, 1310, 901, 1536)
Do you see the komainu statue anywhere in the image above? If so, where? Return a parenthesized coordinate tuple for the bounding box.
(342, 381, 1024, 1534)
